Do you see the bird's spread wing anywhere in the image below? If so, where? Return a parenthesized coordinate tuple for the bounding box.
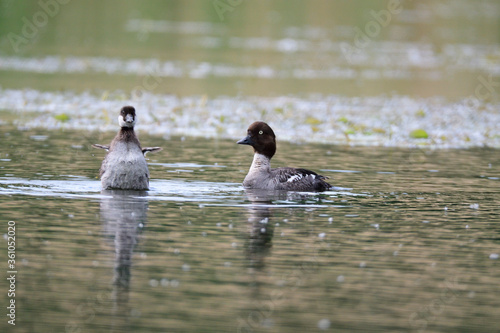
(142, 147, 162, 155)
(92, 144, 110, 151)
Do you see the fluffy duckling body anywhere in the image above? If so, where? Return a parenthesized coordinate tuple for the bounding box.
(93, 106, 161, 190)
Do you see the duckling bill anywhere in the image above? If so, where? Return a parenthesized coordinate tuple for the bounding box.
(92, 106, 161, 190)
(237, 121, 332, 191)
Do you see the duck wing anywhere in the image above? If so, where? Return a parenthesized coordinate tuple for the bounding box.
(92, 144, 110, 151)
(142, 147, 162, 155)
(275, 168, 331, 191)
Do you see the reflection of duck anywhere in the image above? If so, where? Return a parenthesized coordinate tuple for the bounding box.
(244, 189, 276, 272)
(93, 106, 161, 190)
(237, 121, 332, 191)
(100, 189, 148, 325)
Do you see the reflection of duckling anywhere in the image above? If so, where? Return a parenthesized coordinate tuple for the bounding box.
(93, 106, 161, 190)
(237, 121, 332, 191)
(100, 189, 148, 323)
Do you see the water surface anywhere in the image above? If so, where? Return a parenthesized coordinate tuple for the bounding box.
(0, 127, 499, 332)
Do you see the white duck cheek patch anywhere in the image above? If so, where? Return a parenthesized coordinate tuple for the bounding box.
(118, 115, 136, 128)
(118, 115, 126, 127)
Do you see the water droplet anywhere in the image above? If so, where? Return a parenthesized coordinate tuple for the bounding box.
(318, 318, 331, 330)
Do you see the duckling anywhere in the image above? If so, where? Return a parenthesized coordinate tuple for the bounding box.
(93, 106, 161, 190)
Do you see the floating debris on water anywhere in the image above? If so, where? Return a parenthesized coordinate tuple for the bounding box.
(1, 88, 499, 148)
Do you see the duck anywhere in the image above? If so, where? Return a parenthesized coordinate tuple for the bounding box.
(237, 121, 332, 191)
(92, 106, 161, 190)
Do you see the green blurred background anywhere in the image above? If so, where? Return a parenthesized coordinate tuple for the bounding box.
(1, 0, 499, 98)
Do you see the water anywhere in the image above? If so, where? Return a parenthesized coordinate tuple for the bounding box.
(0, 127, 499, 332)
(1, 0, 500, 332)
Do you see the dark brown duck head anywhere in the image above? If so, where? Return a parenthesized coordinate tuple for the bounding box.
(237, 121, 277, 159)
(119, 106, 137, 128)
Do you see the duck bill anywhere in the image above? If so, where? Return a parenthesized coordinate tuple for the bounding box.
(237, 135, 253, 145)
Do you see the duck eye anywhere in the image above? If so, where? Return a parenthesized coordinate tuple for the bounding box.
(259, 130, 263, 135)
